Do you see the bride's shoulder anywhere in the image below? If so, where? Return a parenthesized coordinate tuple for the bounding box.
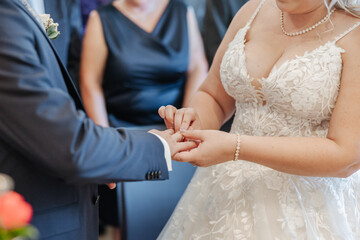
(230, 0, 275, 31)
(334, 12, 360, 78)
(231, 0, 261, 26)
(334, 10, 360, 48)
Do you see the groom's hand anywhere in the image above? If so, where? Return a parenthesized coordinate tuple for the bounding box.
(158, 105, 202, 132)
(149, 129, 197, 158)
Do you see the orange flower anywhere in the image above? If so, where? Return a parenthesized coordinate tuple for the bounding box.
(0, 191, 33, 229)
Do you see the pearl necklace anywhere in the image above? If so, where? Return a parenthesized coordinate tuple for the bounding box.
(280, 9, 335, 37)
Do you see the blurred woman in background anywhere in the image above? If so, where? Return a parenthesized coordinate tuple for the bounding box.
(80, 0, 207, 238)
(80, 0, 207, 129)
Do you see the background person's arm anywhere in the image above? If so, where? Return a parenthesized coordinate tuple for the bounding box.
(182, 7, 208, 107)
(80, 10, 109, 127)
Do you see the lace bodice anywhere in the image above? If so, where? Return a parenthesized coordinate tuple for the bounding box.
(220, 1, 360, 138)
(158, 1, 360, 239)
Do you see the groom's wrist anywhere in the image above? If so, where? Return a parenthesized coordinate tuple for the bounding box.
(148, 132, 172, 171)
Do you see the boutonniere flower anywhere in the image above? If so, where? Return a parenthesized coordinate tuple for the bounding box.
(39, 14, 60, 40)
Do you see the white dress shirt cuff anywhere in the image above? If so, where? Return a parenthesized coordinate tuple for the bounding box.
(149, 133, 172, 171)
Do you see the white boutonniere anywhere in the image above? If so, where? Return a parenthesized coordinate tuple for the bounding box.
(39, 14, 60, 40)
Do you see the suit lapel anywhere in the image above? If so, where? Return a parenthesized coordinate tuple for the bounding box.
(14, 0, 84, 111)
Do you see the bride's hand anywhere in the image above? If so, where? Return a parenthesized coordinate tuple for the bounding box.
(173, 130, 237, 167)
(158, 105, 202, 132)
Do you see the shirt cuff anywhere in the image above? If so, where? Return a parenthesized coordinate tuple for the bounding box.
(149, 133, 172, 171)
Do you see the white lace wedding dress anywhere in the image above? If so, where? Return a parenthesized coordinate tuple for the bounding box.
(158, 1, 360, 239)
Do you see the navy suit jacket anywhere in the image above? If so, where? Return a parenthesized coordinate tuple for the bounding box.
(44, 0, 83, 89)
(0, 0, 168, 239)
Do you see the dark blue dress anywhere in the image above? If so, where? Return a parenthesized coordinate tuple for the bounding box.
(96, 1, 191, 232)
(98, 0, 189, 127)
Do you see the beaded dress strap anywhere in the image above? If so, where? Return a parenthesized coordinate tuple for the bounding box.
(244, 0, 267, 29)
(333, 21, 360, 42)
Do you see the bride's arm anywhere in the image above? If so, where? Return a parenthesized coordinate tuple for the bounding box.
(159, 0, 261, 131)
(175, 26, 360, 178)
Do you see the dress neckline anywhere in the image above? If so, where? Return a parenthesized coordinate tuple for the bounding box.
(110, 0, 172, 35)
(240, 26, 344, 82)
(237, 23, 345, 106)
(238, 0, 360, 82)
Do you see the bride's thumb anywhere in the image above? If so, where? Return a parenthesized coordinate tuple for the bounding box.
(180, 129, 203, 141)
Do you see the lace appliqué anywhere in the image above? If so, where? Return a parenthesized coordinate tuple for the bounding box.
(157, 1, 360, 239)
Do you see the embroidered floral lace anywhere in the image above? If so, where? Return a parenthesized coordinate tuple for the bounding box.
(158, 0, 360, 239)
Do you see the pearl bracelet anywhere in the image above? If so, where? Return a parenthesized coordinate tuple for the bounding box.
(233, 134, 241, 161)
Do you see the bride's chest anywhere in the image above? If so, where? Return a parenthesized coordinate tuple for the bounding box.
(220, 30, 344, 120)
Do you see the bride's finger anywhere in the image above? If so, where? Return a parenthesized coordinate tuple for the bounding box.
(173, 150, 196, 162)
(158, 106, 166, 118)
(180, 130, 204, 141)
(159, 106, 174, 129)
(174, 110, 185, 132)
(175, 141, 197, 153)
(164, 105, 177, 127)
(164, 119, 174, 130)
(180, 109, 197, 131)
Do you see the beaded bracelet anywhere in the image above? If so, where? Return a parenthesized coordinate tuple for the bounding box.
(233, 134, 241, 161)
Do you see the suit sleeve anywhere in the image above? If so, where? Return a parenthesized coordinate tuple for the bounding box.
(0, 0, 169, 184)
